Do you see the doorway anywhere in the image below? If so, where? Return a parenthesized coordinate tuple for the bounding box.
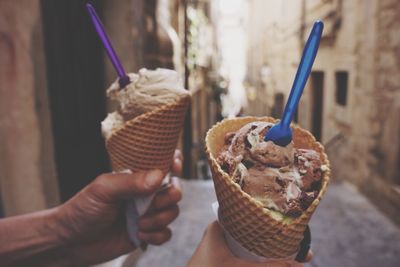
(41, 0, 110, 201)
(272, 93, 284, 119)
(310, 71, 324, 141)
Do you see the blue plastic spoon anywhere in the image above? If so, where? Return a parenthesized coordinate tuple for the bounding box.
(264, 21, 324, 146)
(86, 3, 130, 88)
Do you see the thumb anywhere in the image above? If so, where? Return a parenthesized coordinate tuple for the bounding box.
(90, 170, 164, 201)
(204, 221, 233, 256)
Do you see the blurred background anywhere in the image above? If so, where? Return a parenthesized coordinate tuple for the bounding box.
(0, 0, 399, 266)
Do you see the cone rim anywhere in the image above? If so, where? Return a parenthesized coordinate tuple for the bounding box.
(105, 94, 191, 142)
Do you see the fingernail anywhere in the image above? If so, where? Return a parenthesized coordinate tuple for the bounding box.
(144, 170, 162, 188)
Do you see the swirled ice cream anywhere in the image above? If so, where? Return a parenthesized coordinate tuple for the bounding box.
(101, 68, 190, 139)
(217, 121, 326, 217)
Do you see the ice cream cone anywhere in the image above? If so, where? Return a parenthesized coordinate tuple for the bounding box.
(105, 95, 190, 173)
(205, 116, 330, 259)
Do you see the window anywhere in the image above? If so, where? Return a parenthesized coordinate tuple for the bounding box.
(311, 72, 324, 141)
(335, 71, 349, 106)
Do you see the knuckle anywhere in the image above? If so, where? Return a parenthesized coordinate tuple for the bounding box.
(174, 206, 180, 217)
(152, 199, 163, 210)
(164, 228, 172, 239)
(170, 205, 180, 219)
(89, 174, 111, 193)
(161, 208, 179, 226)
(95, 173, 111, 185)
(132, 172, 150, 190)
(144, 228, 172, 245)
(154, 188, 181, 209)
(156, 229, 172, 245)
(153, 237, 164, 245)
(170, 187, 182, 203)
(163, 206, 179, 222)
(138, 218, 151, 230)
(157, 212, 172, 225)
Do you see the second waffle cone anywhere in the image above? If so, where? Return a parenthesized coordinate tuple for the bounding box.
(205, 116, 330, 258)
(106, 95, 190, 173)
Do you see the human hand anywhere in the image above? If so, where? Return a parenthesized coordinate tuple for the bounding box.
(54, 150, 183, 266)
(187, 221, 312, 267)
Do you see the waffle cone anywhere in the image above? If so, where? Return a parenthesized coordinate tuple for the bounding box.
(205, 116, 330, 258)
(105, 95, 190, 173)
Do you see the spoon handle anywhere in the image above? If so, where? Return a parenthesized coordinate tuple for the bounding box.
(281, 21, 324, 128)
(86, 3, 130, 88)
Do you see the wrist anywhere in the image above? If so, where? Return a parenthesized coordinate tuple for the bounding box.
(44, 206, 79, 266)
(50, 206, 75, 245)
(50, 205, 87, 267)
(41, 207, 76, 266)
(0, 208, 74, 266)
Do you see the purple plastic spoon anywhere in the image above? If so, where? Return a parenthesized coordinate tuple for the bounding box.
(86, 3, 130, 88)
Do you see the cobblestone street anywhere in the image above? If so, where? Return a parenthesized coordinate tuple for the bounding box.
(128, 179, 400, 267)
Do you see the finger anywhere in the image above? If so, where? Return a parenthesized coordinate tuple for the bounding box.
(149, 177, 182, 210)
(171, 150, 183, 175)
(287, 261, 305, 267)
(138, 228, 172, 245)
(89, 170, 164, 201)
(187, 221, 225, 267)
(203, 221, 232, 254)
(203, 222, 286, 265)
(305, 250, 313, 262)
(138, 205, 179, 231)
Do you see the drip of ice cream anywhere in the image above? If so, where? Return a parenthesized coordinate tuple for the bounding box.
(217, 121, 325, 217)
(101, 68, 190, 139)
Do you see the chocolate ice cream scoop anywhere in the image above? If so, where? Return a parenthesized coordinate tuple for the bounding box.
(295, 149, 322, 191)
(217, 121, 325, 217)
(228, 122, 295, 167)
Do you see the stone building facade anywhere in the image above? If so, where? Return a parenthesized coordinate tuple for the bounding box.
(245, 0, 400, 224)
(0, 0, 59, 215)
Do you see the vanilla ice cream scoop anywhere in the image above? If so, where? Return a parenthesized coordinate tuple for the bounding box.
(107, 68, 189, 120)
(101, 68, 191, 139)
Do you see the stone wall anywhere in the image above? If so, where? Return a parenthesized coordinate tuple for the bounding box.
(328, 0, 400, 225)
(364, 0, 400, 223)
(373, 0, 400, 182)
(0, 0, 59, 215)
